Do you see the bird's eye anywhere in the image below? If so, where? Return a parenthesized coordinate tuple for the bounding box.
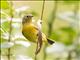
(27, 16, 28, 17)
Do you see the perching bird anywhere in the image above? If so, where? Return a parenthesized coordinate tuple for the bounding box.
(22, 14, 55, 45)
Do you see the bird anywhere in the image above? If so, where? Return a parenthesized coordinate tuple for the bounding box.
(22, 14, 55, 45)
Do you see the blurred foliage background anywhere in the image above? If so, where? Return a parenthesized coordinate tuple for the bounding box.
(0, 0, 80, 60)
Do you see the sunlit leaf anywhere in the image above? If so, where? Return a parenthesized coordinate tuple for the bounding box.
(12, 23, 20, 28)
(8, 18, 21, 23)
(46, 42, 66, 54)
(57, 11, 74, 22)
(1, 42, 14, 48)
(1, 56, 4, 60)
(57, 11, 80, 21)
(1, 32, 9, 40)
(15, 41, 31, 47)
(57, 11, 80, 28)
(15, 6, 30, 13)
(0, 10, 8, 19)
(1, 21, 10, 32)
(12, 32, 26, 40)
(16, 55, 33, 60)
(1, 1, 10, 9)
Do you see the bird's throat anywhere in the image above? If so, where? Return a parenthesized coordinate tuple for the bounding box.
(26, 20, 32, 23)
(23, 19, 32, 25)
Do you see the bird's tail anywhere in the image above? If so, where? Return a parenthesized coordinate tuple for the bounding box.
(47, 38, 55, 45)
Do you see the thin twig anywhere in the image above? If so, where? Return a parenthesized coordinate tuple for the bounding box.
(34, 54, 37, 60)
(73, 2, 80, 59)
(35, 0, 45, 60)
(48, 0, 58, 37)
(43, 44, 47, 60)
(40, 0, 45, 20)
(8, 1, 13, 60)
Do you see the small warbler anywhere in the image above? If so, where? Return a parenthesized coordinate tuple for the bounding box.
(22, 14, 54, 45)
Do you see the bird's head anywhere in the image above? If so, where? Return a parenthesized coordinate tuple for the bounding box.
(22, 14, 33, 24)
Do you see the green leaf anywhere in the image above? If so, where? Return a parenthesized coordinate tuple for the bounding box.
(1, 21, 10, 32)
(60, 27, 76, 45)
(50, 32, 60, 41)
(60, 27, 76, 37)
(50, 27, 76, 46)
(1, 1, 10, 9)
(0, 12, 8, 19)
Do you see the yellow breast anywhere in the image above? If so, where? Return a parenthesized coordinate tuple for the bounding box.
(22, 23, 38, 42)
(22, 23, 47, 43)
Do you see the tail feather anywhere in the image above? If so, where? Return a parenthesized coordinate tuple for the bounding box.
(47, 38, 55, 45)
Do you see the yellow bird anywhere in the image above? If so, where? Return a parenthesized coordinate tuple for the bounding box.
(22, 14, 55, 45)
